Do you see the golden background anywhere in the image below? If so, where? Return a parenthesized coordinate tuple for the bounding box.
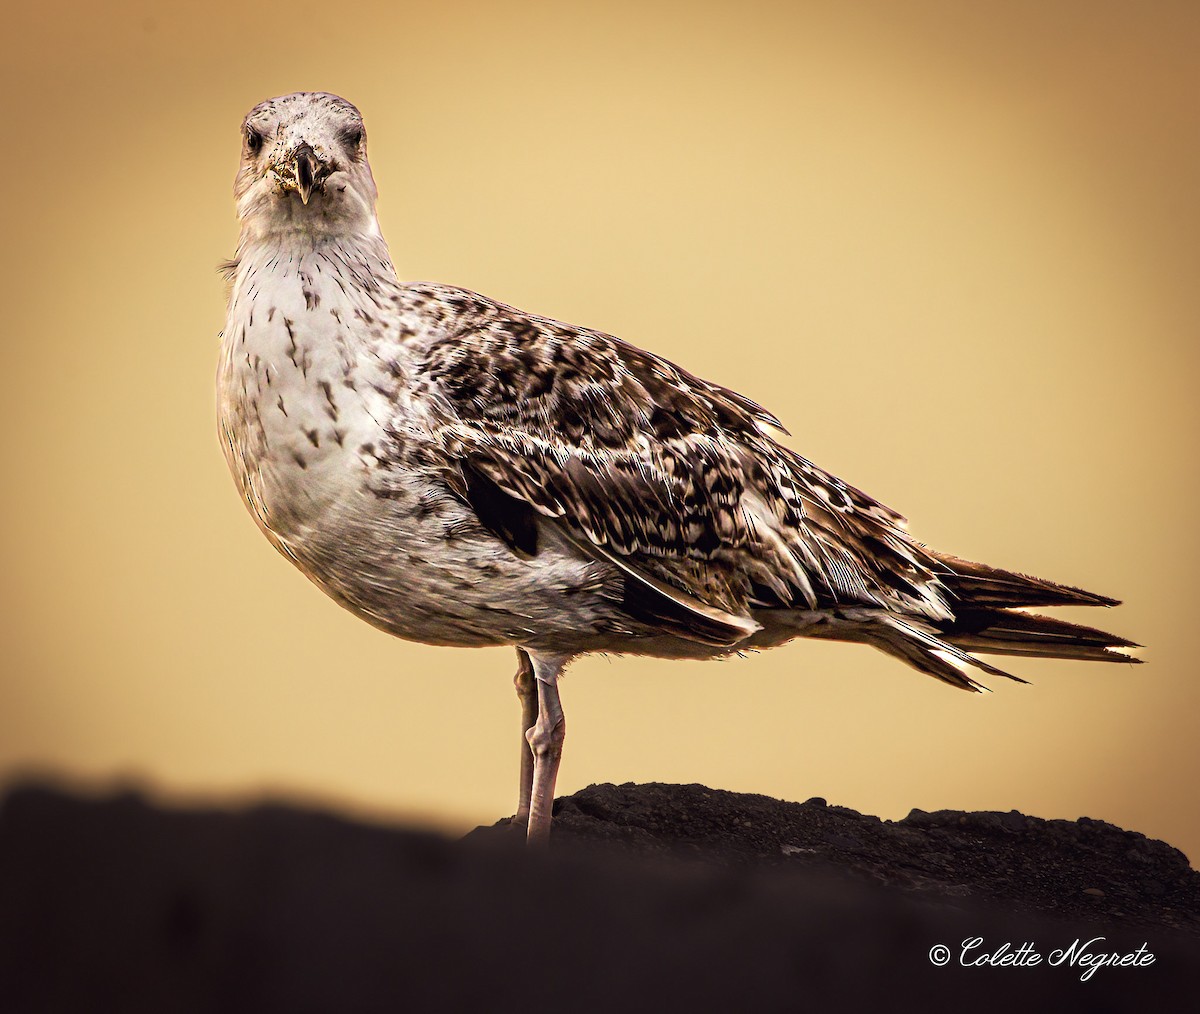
(3, 1, 1197, 856)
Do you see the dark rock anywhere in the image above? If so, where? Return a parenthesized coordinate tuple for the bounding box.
(474, 782, 1200, 935)
(1, 781, 1196, 1013)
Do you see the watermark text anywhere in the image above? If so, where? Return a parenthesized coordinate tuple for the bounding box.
(927, 936, 1155, 981)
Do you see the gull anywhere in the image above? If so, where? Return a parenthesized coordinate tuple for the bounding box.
(217, 92, 1140, 845)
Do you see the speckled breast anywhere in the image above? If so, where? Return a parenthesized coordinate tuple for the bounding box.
(216, 252, 615, 651)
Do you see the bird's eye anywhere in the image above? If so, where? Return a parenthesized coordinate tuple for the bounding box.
(245, 127, 263, 154)
(343, 126, 363, 149)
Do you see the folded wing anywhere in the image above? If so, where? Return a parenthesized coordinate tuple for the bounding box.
(413, 285, 952, 646)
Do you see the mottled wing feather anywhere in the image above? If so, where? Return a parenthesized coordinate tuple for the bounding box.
(411, 285, 951, 637)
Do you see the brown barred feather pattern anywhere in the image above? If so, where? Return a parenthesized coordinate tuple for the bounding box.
(411, 286, 947, 630)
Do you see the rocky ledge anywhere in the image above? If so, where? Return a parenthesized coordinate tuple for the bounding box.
(470, 781, 1198, 934)
(0, 782, 1195, 1012)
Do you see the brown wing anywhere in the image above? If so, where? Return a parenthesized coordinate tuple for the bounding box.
(411, 285, 951, 643)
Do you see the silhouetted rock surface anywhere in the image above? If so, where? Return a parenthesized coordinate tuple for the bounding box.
(1, 782, 1195, 1012)
(472, 781, 1199, 934)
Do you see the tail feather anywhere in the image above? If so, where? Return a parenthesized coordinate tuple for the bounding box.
(866, 633, 993, 692)
(861, 614, 1028, 693)
(937, 608, 1141, 664)
(919, 553, 1141, 674)
(863, 605, 1140, 695)
(934, 554, 1120, 609)
(779, 551, 1140, 690)
(831, 552, 1141, 692)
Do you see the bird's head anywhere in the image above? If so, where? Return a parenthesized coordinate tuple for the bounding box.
(234, 92, 380, 242)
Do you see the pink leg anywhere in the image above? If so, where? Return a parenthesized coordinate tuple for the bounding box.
(512, 649, 537, 826)
(523, 652, 568, 846)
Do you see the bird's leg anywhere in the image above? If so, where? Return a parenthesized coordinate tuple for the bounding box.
(512, 649, 537, 827)
(524, 652, 568, 847)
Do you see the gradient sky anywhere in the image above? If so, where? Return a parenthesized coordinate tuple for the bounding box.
(3, 1, 1197, 860)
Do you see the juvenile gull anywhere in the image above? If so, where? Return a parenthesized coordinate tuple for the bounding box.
(216, 92, 1139, 845)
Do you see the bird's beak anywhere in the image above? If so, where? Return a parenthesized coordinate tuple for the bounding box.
(293, 143, 319, 205)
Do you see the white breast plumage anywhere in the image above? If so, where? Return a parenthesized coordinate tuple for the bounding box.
(218, 244, 389, 548)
